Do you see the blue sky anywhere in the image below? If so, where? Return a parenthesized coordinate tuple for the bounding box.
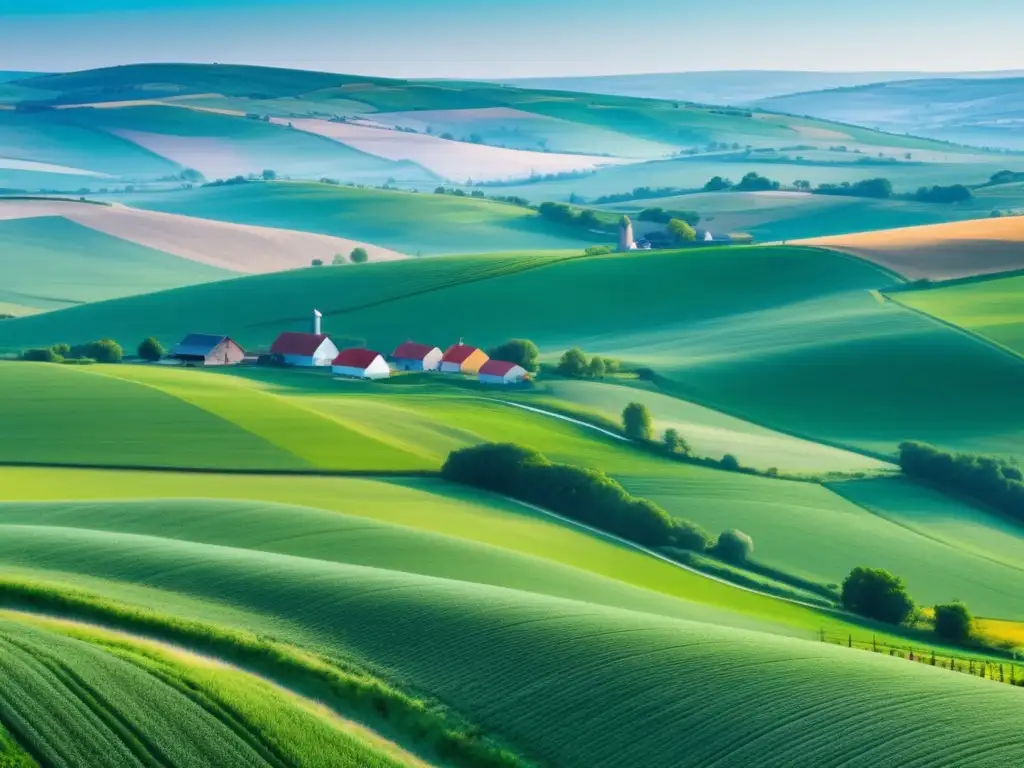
(1, 0, 1020, 77)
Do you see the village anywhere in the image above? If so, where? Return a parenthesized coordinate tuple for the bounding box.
(164, 309, 530, 384)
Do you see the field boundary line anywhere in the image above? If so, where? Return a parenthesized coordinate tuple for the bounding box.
(494, 400, 628, 442)
(0, 459, 438, 478)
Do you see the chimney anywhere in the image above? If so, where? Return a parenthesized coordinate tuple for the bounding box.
(312, 309, 322, 335)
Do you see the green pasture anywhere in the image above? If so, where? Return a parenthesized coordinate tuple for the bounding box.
(896, 274, 1024, 357)
(120, 181, 599, 254)
(0, 216, 233, 313)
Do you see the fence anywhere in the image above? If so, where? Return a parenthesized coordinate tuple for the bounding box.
(820, 631, 1023, 687)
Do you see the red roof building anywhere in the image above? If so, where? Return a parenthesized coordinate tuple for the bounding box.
(332, 348, 390, 379)
(269, 332, 339, 367)
(440, 342, 489, 374)
(392, 341, 443, 372)
(479, 359, 528, 384)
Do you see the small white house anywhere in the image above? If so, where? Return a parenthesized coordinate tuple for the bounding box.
(270, 332, 339, 367)
(478, 359, 528, 385)
(332, 348, 390, 380)
(392, 341, 443, 372)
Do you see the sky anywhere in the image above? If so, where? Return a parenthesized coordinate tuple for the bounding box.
(1, 0, 1022, 78)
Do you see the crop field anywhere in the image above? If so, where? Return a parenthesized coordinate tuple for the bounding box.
(118, 181, 600, 255)
(0, 612, 415, 767)
(895, 273, 1024, 356)
(0, 215, 233, 313)
(800, 216, 1024, 280)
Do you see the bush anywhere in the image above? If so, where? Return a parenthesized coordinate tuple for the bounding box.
(52, 343, 71, 357)
(703, 176, 733, 192)
(933, 602, 973, 643)
(913, 184, 973, 204)
(622, 402, 653, 441)
(556, 347, 588, 377)
(671, 520, 712, 552)
(713, 529, 753, 564)
(584, 245, 613, 256)
(734, 172, 779, 192)
(662, 428, 692, 457)
(667, 218, 696, 243)
(74, 339, 122, 364)
(720, 454, 740, 472)
(349, 247, 369, 264)
(22, 347, 62, 363)
(311, 258, 324, 267)
(137, 337, 165, 362)
(261, 169, 277, 181)
(487, 339, 540, 373)
(814, 177, 893, 199)
(441, 443, 684, 547)
(60, 357, 95, 366)
(841, 566, 915, 625)
(257, 353, 286, 367)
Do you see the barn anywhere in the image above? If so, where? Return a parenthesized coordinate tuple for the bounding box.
(478, 359, 528, 385)
(170, 334, 245, 366)
(332, 348, 390, 380)
(392, 341, 443, 371)
(440, 342, 489, 374)
(270, 332, 339, 367)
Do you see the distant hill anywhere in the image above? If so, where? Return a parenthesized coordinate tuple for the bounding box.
(758, 77, 1024, 150)
(501, 70, 1024, 106)
(0, 71, 47, 83)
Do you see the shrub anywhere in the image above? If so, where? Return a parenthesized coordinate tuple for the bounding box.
(350, 247, 369, 264)
(622, 402, 653, 441)
(713, 529, 753, 564)
(60, 357, 95, 365)
(22, 347, 62, 363)
(584, 245, 613, 256)
(556, 347, 588, 377)
(933, 602, 973, 643)
(662, 428, 692, 457)
(487, 339, 540, 373)
(734, 172, 779, 192)
(913, 184, 973, 204)
(672, 520, 712, 552)
(332, 253, 346, 265)
(703, 176, 733, 192)
(668, 218, 697, 243)
(137, 337, 165, 362)
(257, 353, 286, 367)
(841, 566, 915, 625)
(75, 339, 122, 364)
(720, 454, 740, 472)
(261, 169, 277, 180)
(52, 343, 71, 357)
(311, 258, 324, 267)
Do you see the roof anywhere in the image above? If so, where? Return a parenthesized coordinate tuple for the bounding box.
(442, 343, 484, 364)
(172, 333, 230, 357)
(333, 347, 383, 369)
(270, 332, 331, 356)
(479, 359, 523, 377)
(392, 341, 439, 360)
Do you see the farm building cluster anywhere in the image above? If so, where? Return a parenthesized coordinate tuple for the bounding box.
(166, 310, 529, 384)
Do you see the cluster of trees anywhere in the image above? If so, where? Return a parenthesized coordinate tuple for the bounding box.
(312, 247, 370, 267)
(840, 566, 973, 642)
(619, 402, 742, 473)
(486, 339, 539, 373)
(592, 186, 687, 205)
(441, 443, 708, 549)
(912, 184, 973, 204)
(22, 339, 123, 364)
(813, 177, 893, 199)
(703, 173, 779, 192)
(556, 348, 620, 379)
(432, 187, 530, 207)
(536, 202, 611, 232)
(637, 207, 700, 226)
(898, 442, 1024, 524)
(985, 170, 1024, 187)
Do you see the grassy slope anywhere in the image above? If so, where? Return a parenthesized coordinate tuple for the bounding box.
(119, 181, 600, 254)
(0, 613, 411, 767)
(896, 274, 1024, 357)
(0, 216, 234, 313)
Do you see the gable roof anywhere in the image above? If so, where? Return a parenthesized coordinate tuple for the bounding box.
(392, 341, 439, 360)
(442, 343, 484, 364)
(172, 333, 231, 358)
(271, 332, 331, 356)
(333, 348, 383, 369)
(479, 359, 523, 377)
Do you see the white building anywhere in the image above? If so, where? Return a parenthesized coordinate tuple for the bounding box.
(270, 332, 339, 367)
(478, 359, 528, 385)
(332, 348, 390, 379)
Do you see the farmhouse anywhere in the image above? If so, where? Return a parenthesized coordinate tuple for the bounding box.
(440, 341, 489, 374)
(332, 348, 390, 379)
(478, 359, 527, 385)
(392, 341, 442, 371)
(270, 332, 339, 367)
(170, 334, 245, 366)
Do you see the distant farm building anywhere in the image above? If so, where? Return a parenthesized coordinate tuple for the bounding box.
(440, 342, 489, 374)
(170, 334, 245, 366)
(392, 341, 443, 371)
(478, 359, 527, 385)
(332, 348, 390, 379)
(618, 215, 635, 252)
(270, 332, 339, 367)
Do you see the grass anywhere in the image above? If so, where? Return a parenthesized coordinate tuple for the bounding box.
(121, 181, 601, 255)
(0, 216, 234, 313)
(896, 272, 1024, 357)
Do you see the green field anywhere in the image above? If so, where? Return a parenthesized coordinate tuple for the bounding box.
(896, 273, 1024, 357)
(0, 216, 234, 313)
(118, 182, 601, 254)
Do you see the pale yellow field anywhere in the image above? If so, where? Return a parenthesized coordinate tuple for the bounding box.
(0, 198, 405, 271)
(800, 217, 1024, 280)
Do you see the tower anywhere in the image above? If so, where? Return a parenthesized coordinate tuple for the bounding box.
(312, 309, 322, 335)
(617, 216, 634, 252)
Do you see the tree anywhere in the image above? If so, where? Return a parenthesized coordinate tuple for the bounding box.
(720, 454, 740, 472)
(138, 337, 165, 362)
(261, 169, 277, 181)
(735, 172, 780, 192)
(933, 602, 973, 643)
(52, 343, 71, 358)
(22, 347, 61, 363)
(667, 218, 697, 244)
(713, 529, 753, 564)
(841, 566, 915, 625)
(311, 258, 324, 267)
(487, 339, 540, 373)
(622, 402, 653, 441)
(89, 339, 123, 364)
(584, 245, 613, 256)
(793, 179, 811, 191)
(349, 247, 369, 264)
(332, 253, 346, 265)
(663, 428, 692, 456)
(703, 176, 733, 192)
(586, 356, 606, 379)
(557, 348, 588, 378)
(672, 520, 711, 551)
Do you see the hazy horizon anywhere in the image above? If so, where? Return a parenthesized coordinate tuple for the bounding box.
(1, 0, 1021, 79)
